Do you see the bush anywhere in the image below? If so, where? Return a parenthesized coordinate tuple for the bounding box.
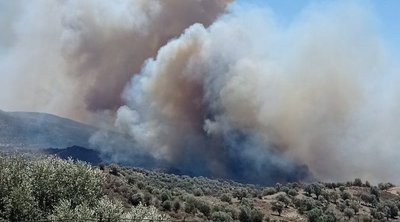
(239, 207, 251, 222)
(377, 201, 399, 219)
(353, 178, 363, 187)
(233, 189, 248, 200)
(162, 200, 172, 211)
(287, 189, 298, 197)
(276, 194, 291, 207)
(143, 192, 152, 206)
(196, 201, 211, 217)
(172, 200, 181, 212)
(370, 186, 380, 201)
(0, 155, 103, 221)
(137, 182, 145, 190)
(341, 191, 351, 200)
(220, 194, 232, 203)
(160, 191, 171, 202)
(378, 182, 395, 190)
(281, 186, 289, 194)
(262, 188, 277, 196)
(305, 184, 314, 196)
(125, 203, 169, 221)
(184, 200, 196, 214)
(293, 198, 316, 213)
(271, 201, 284, 216)
(361, 194, 377, 206)
(344, 208, 354, 219)
(211, 211, 233, 222)
(307, 208, 322, 222)
(240, 198, 253, 207)
(129, 193, 142, 206)
(109, 164, 120, 176)
(250, 208, 263, 222)
(194, 188, 203, 196)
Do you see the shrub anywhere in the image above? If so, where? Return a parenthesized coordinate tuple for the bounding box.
(184, 200, 196, 214)
(172, 200, 181, 212)
(371, 208, 385, 220)
(49, 200, 94, 222)
(220, 194, 232, 203)
(370, 186, 380, 201)
(312, 184, 323, 199)
(277, 194, 291, 207)
(143, 192, 152, 206)
(126, 176, 136, 185)
(240, 198, 253, 207)
(353, 178, 363, 187)
(233, 189, 248, 200)
(271, 201, 284, 216)
(293, 198, 317, 213)
(239, 207, 251, 222)
(194, 188, 203, 196)
(377, 201, 399, 219)
(281, 186, 289, 194)
(129, 193, 142, 206)
(250, 208, 263, 222)
(378, 182, 395, 191)
(307, 208, 322, 222)
(361, 194, 377, 206)
(344, 208, 354, 220)
(109, 164, 120, 176)
(287, 189, 298, 197)
(341, 191, 351, 200)
(0, 155, 103, 221)
(162, 200, 172, 211)
(275, 183, 282, 191)
(211, 211, 233, 222)
(349, 201, 360, 215)
(328, 191, 339, 203)
(94, 197, 124, 221)
(160, 191, 171, 202)
(262, 187, 277, 196)
(196, 201, 211, 217)
(125, 203, 169, 221)
(136, 182, 145, 190)
(305, 184, 314, 196)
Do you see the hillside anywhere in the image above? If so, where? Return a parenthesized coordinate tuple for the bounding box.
(1, 153, 400, 221)
(0, 110, 95, 149)
(43, 145, 102, 165)
(0, 111, 157, 168)
(101, 164, 400, 222)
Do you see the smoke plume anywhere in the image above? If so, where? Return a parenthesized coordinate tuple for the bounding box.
(115, 2, 400, 184)
(1, 1, 400, 184)
(0, 0, 231, 122)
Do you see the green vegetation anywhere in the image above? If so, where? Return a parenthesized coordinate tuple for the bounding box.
(1, 153, 400, 221)
(0, 154, 167, 222)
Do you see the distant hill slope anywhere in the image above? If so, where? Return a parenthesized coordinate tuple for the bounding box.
(0, 110, 96, 149)
(0, 110, 157, 168)
(43, 145, 102, 165)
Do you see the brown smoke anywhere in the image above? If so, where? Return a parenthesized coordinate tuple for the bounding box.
(0, 0, 231, 122)
(116, 2, 400, 184)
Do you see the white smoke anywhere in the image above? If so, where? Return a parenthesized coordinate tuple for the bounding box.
(116, 1, 400, 183)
